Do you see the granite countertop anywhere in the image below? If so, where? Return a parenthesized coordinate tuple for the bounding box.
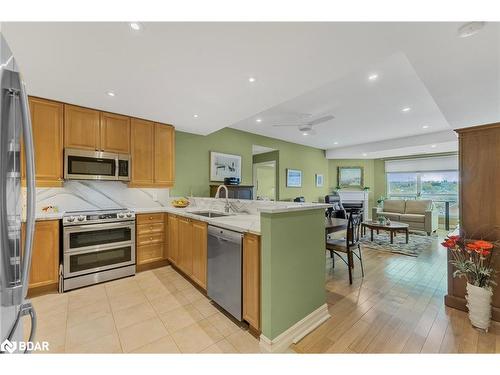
(32, 201, 330, 235)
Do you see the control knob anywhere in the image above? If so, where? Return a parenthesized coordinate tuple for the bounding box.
(77, 215, 85, 222)
(67, 216, 75, 222)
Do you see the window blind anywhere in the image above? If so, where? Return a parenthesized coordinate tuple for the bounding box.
(385, 155, 458, 173)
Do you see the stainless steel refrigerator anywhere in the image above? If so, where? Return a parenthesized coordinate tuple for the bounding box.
(0, 32, 37, 354)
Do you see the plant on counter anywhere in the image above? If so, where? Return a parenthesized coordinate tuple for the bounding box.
(441, 235, 497, 331)
(363, 186, 370, 191)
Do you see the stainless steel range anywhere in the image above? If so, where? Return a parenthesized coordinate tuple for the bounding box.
(62, 209, 136, 291)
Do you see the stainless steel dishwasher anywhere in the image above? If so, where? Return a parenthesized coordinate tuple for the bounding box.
(207, 225, 243, 320)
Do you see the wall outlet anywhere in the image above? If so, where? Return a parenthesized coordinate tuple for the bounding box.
(152, 192, 158, 202)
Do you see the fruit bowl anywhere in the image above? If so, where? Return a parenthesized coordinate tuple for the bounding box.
(171, 199, 190, 208)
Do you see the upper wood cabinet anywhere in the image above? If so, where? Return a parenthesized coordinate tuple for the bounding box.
(243, 233, 261, 331)
(130, 120, 175, 187)
(23, 97, 64, 187)
(22, 220, 60, 294)
(100, 112, 131, 153)
(64, 104, 101, 150)
(130, 118, 155, 185)
(154, 123, 175, 186)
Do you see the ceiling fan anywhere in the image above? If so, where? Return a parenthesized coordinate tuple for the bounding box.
(271, 114, 334, 135)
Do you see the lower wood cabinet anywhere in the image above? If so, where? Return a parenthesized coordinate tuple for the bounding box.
(136, 213, 168, 270)
(167, 214, 207, 290)
(243, 233, 261, 331)
(191, 220, 208, 289)
(22, 220, 60, 294)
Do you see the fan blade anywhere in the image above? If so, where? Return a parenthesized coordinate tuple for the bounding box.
(271, 123, 304, 127)
(302, 129, 316, 136)
(309, 115, 334, 126)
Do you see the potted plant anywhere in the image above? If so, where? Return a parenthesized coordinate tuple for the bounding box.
(441, 235, 497, 331)
(376, 196, 386, 208)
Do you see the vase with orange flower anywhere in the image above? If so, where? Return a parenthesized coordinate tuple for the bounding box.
(441, 235, 496, 331)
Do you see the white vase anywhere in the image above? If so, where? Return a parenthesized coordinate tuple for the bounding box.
(465, 282, 493, 331)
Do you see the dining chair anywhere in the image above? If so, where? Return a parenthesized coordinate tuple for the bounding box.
(326, 211, 364, 284)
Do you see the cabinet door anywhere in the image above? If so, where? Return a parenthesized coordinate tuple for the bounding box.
(23, 97, 64, 187)
(167, 215, 179, 265)
(130, 118, 154, 186)
(100, 112, 131, 153)
(22, 220, 60, 290)
(177, 217, 193, 276)
(64, 104, 100, 150)
(191, 220, 207, 289)
(243, 233, 260, 330)
(154, 123, 175, 186)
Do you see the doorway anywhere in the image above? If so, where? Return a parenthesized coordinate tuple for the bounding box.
(253, 161, 277, 201)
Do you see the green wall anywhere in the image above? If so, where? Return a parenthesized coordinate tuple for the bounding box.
(260, 209, 326, 340)
(172, 128, 330, 202)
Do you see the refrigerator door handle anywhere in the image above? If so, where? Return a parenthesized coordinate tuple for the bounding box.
(19, 79, 36, 300)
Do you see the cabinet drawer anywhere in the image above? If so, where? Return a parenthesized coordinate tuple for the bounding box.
(137, 213, 164, 224)
(137, 222, 164, 236)
(137, 232, 164, 246)
(137, 243, 164, 264)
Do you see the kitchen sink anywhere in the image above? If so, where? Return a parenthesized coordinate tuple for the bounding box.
(190, 211, 232, 218)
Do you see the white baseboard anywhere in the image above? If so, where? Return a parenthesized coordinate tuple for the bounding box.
(259, 303, 331, 353)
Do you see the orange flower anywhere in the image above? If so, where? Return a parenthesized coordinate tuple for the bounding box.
(441, 239, 457, 249)
(473, 240, 493, 250)
(481, 249, 491, 257)
(466, 243, 479, 252)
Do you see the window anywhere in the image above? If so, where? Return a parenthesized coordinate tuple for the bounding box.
(387, 172, 418, 197)
(386, 170, 459, 217)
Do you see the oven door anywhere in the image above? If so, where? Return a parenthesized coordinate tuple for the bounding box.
(63, 243, 135, 278)
(64, 148, 118, 181)
(63, 221, 135, 277)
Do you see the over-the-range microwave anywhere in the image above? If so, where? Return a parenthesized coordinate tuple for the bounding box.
(64, 148, 130, 181)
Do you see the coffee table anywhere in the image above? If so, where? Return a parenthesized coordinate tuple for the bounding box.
(362, 221, 409, 244)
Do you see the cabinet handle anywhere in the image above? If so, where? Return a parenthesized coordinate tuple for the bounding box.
(150, 226, 153, 230)
(149, 216, 153, 220)
(150, 237, 153, 240)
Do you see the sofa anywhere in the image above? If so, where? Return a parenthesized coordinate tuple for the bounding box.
(372, 199, 439, 235)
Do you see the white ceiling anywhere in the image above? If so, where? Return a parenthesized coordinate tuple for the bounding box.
(2, 22, 499, 155)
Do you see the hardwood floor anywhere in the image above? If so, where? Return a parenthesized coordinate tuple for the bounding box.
(293, 231, 500, 353)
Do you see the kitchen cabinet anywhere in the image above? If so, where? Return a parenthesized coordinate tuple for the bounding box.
(166, 214, 207, 289)
(191, 220, 207, 289)
(22, 220, 60, 295)
(22, 97, 64, 187)
(136, 213, 168, 270)
(130, 119, 175, 188)
(243, 233, 260, 331)
(100, 112, 131, 153)
(130, 118, 155, 186)
(64, 104, 101, 150)
(177, 216, 193, 276)
(154, 123, 175, 186)
(167, 214, 179, 264)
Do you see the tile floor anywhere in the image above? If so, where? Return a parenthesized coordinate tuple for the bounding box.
(26, 266, 266, 353)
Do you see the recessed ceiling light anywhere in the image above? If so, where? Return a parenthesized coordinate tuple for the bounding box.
(458, 22, 485, 38)
(106, 91, 115, 97)
(431, 144, 437, 148)
(302, 132, 309, 136)
(333, 141, 339, 145)
(193, 114, 199, 118)
(256, 118, 262, 123)
(368, 73, 378, 81)
(248, 77, 256, 83)
(362, 153, 368, 157)
(401, 107, 411, 112)
(422, 125, 430, 129)
(129, 22, 142, 31)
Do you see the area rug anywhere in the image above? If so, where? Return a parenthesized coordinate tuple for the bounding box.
(360, 231, 435, 257)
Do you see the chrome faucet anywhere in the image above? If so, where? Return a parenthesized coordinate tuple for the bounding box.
(215, 185, 231, 213)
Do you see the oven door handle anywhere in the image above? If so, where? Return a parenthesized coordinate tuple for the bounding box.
(64, 241, 135, 256)
(64, 221, 135, 232)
